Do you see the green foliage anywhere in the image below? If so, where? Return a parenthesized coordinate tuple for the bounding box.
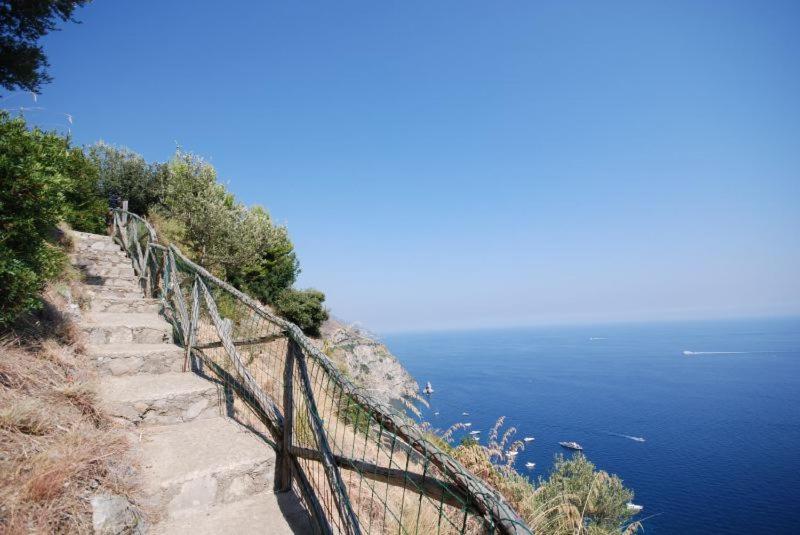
(0, 112, 69, 324)
(150, 151, 311, 330)
(450, 421, 640, 535)
(534, 454, 638, 534)
(228, 212, 300, 304)
(0, 0, 90, 92)
(338, 394, 372, 436)
(157, 151, 265, 278)
(88, 142, 165, 215)
(272, 288, 329, 337)
(61, 147, 108, 233)
(459, 435, 479, 447)
(86, 145, 319, 335)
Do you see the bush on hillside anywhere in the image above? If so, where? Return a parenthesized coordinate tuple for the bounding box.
(227, 207, 300, 304)
(438, 417, 641, 534)
(88, 145, 321, 335)
(88, 142, 165, 214)
(533, 454, 638, 534)
(154, 153, 314, 329)
(272, 288, 329, 337)
(157, 151, 267, 277)
(0, 113, 98, 325)
(61, 148, 108, 233)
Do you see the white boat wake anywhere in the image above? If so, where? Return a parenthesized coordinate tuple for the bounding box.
(682, 350, 780, 356)
(683, 350, 749, 356)
(609, 432, 645, 442)
(622, 435, 645, 443)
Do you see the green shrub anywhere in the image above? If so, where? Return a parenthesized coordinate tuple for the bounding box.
(228, 209, 300, 304)
(0, 113, 70, 324)
(88, 142, 165, 215)
(154, 152, 305, 314)
(62, 148, 108, 233)
(97, 147, 319, 334)
(534, 454, 638, 533)
(159, 151, 264, 278)
(272, 288, 329, 337)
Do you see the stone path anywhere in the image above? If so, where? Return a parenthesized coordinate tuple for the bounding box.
(71, 231, 311, 534)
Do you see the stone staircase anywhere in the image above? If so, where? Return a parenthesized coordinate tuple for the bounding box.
(71, 231, 311, 534)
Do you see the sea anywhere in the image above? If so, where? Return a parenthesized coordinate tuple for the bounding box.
(382, 317, 800, 534)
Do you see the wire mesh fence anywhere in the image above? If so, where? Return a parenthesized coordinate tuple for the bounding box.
(111, 206, 532, 535)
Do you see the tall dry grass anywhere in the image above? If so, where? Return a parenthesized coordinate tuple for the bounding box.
(443, 418, 642, 535)
(0, 278, 140, 533)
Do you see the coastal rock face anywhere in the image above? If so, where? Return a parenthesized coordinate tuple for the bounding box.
(316, 317, 419, 408)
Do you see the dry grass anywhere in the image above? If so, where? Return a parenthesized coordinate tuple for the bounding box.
(0, 283, 139, 534)
(448, 419, 642, 535)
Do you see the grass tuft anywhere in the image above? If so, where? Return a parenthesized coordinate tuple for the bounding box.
(0, 278, 140, 533)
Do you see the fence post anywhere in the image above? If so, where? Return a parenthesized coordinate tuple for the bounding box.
(121, 200, 128, 226)
(276, 338, 296, 492)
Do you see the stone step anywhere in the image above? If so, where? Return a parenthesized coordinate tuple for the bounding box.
(71, 248, 129, 259)
(98, 372, 220, 426)
(70, 253, 131, 268)
(72, 230, 114, 242)
(83, 276, 141, 290)
(83, 287, 143, 300)
(77, 264, 135, 279)
(74, 240, 124, 254)
(90, 297, 161, 313)
(140, 417, 278, 522)
(151, 492, 310, 535)
(89, 343, 184, 376)
(81, 312, 172, 344)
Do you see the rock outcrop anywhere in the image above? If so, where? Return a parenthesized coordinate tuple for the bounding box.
(316, 317, 419, 408)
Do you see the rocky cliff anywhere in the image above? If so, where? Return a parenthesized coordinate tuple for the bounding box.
(313, 317, 419, 408)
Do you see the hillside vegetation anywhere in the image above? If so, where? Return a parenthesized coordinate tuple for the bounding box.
(0, 112, 327, 335)
(426, 418, 642, 535)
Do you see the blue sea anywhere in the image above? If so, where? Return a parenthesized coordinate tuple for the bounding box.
(383, 317, 800, 534)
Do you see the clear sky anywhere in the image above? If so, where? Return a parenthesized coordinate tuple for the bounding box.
(7, 1, 799, 332)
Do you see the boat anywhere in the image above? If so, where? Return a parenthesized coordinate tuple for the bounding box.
(523, 437, 535, 442)
(626, 502, 643, 513)
(559, 441, 583, 451)
(462, 411, 469, 416)
(464, 422, 472, 427)
(525, 462, 536, 469)
(469, 430, 481, 435)
(423, 382, 434, 395)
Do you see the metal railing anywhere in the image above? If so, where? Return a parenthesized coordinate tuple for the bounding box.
(111, 205, 531, 535)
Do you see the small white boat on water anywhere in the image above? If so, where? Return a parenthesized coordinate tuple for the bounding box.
(523, 437, 535, 442)
(627, 503, 643, 513)
(559, 441, 583, 451)
(469, 430, 481, 435)
(462, 411, 469, 416)
(464, 422, 472, 427)
(525, 462, 536, 469)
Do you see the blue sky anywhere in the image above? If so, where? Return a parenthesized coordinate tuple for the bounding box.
(6, 1, 799, 332)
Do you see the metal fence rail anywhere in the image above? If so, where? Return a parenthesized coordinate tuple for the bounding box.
(111, 206, 532, 535)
